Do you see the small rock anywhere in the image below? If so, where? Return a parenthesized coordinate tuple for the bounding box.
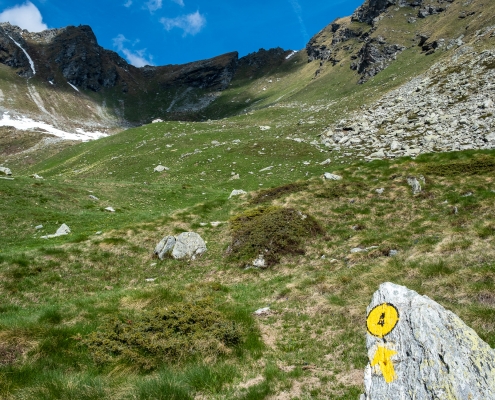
(105, 207, 116, 212)
(229, 174, 240, 180)
(253, 307, 270, 315)
(407, 177, 422, 194)
(95, 231, 102, 235)
(253, 254, 266, 268)
(320, 158, 331, 165)
(152, 118, 163, 123)
(0, 166, 12, 176)
(388, 250, 398, 257)
(145, 278, 156, 282)
(210, 221, 222, 227)
(88, 195, 99, 201)
(259, 166, 274, 172)
(41, 223, 71, 239)
(376, 188, 385, 194)
(351, 247, 366, 253)
(229, 189, 247, 199)
(324, 173, 342, 180)
(30, 174, 43, 179)
(35, 225, 43, 230)
(259, 126, 271, 131)
(153, 165, 169, 172)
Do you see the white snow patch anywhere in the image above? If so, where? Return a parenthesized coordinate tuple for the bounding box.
(285, 51, 298, 60)
(67, 82, 80, 92)
(7, 35, 35, 75)
(0, 113, 107, 142)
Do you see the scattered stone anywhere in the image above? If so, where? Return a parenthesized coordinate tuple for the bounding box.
(259, 126, 271, 131)
(41, 223, 70, 239)
(253, 307, 271, 316)
(229, 189, 247, 199)
(210, 221, 222, 227)
(88, 195, 99, 201)
(152, 118, 163, 123)
(388, 250, 398, 257)
(30, 174, 43, 179)
(320, 158, 331, 165)
(105, 207, 116, 212)
(351, 247, 365, 253)
(362, 282, 495, 399)
(259, 166, 274, 172)
(154, 232, 207, 260)
(407, 177, 422, 194)
(95, 231, 102, 235)
(145, 278, 156, 282)
(229, 174, 240, 180)
(0, 167, 12, 176)
(376, 188, 385, 194)
(462, 192, 473, 197)
(324, 173, 342, 180)
(153, 165, 169, 172)
(35, 225, 43, 230)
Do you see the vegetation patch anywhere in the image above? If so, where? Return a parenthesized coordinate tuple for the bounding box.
(227, 206, 324, 266)
(249, 181, 309, 205)
(422, 155, 495, 176)
(315, 181, 368, 199)
(83, 300, 246, 371)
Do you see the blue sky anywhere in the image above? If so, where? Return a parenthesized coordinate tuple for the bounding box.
(0, 0, 364, 66)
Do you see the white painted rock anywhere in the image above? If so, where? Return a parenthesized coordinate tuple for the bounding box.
(229, 189, 247, 199)
(324, 173, 342, 180)
(0, 166, 12, 176)
(362, 282, 495, 399)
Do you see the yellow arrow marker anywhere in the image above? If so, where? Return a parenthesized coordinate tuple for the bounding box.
(371, 346, 397, 383)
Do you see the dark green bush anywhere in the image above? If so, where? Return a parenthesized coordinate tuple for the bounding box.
(249, 181, 308, 205)
(227, 206, 324, 267)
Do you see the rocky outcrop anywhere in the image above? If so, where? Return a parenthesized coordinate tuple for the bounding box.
(320, 47, 495, 160)
(362, 282, 495, 399)
(350, 38, 405, 83)
(351, 0, 453, 25)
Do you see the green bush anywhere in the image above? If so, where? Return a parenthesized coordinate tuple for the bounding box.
(83, 300, 245, 371)
(227, 206, 324, 267)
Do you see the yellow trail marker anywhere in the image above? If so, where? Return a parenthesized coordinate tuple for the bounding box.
(367, 303, 399, 338)
(371, 346, 398, 383)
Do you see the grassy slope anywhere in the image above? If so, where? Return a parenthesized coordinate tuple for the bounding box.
(2, 1, 495, 398)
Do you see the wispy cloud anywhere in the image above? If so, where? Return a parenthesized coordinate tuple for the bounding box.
(160, 10, 205, 36)
(0, 1, 47, 32)
(145, 0, 162, 12)
(288, 0, 308, 43)
(113, 34, 154, 67)
(171, 0, 185, 6)
(123, 0, 132, 7)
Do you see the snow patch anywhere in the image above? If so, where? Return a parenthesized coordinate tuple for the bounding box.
(285, 51, 298, 60)
(0, 113, 107, 142)
(67, 82, 80, 92)
(7, 35, 36, 75)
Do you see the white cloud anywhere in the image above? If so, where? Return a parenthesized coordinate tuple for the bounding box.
(113, 34, 154, 67)
(123, 0, 132, 7)
(160, 11, 205, 36)
(145, 0, 162, 12)
(0, 1, 47, 32)
(171, 0, 184, 6)
(288, 0, 308, 43)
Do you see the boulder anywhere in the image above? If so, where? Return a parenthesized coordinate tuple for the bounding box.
(172, 232, 207, 260)
(154, 232, 206, 260)
(362, 282, 495, 399)
(154, 236, 176, 259)
(0, 166, 12, 176)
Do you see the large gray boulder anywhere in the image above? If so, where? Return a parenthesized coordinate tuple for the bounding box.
(154, 232, 206, 260)
(362, 282, 495, 399)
